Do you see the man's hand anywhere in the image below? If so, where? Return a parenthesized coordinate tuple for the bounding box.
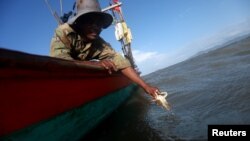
(143, 84, 160, 98)
(99, 59, 117, 74)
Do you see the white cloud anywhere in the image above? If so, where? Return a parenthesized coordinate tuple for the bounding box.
(132, 50, 172, 75)
(133, 50, 157, 63)
(131, 20, 250, 76)
(176, 19, 250, 59)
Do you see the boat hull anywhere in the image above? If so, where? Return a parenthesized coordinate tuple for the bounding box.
(1, 84, 137, 141)
(0, 48, 138, 140)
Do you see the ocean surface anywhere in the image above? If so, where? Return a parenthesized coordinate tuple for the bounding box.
(81, 36, 250, 141)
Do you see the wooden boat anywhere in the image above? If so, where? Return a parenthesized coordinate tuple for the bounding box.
(0, 48, 138, 141)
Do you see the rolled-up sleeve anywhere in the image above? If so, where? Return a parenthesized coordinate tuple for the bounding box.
(112, 53, 131, 69)
(98, 43, 131, 70)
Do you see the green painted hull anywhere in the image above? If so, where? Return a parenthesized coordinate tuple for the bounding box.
(1, 84, 138, 141)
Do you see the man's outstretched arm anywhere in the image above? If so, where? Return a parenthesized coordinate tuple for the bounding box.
(121, 66, 159, 98)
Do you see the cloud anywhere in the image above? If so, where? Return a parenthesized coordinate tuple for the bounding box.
(133, 50, 157, 63)
(132, 50, 172, 75)
(131, 19, 250, 76)
(176, 19, 250, 59)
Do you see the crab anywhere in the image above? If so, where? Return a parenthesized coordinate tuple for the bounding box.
(153, 91, 171, 110)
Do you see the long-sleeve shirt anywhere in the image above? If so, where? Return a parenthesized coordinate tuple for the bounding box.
(50, 23, 131, 70)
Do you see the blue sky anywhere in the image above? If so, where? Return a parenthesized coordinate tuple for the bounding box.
(1, 0, 250, 75)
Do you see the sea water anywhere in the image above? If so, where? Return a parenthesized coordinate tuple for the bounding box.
(81, 36, 250, 141)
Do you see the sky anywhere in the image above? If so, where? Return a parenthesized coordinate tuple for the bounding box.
(1, 0, 250, 75)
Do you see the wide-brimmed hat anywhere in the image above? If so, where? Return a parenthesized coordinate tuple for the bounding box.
(68, 0, 113, 29)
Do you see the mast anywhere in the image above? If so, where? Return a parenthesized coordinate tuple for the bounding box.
(102, 0, 140, 74)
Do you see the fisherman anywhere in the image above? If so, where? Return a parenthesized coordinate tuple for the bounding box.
(50, 0, 159, 98)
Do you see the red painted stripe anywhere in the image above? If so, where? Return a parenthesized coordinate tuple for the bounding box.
(0, 69, 131, 136)
(0, 49, 132, 136)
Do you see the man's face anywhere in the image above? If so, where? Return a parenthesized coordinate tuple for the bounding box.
(78, 16, 103, 41)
